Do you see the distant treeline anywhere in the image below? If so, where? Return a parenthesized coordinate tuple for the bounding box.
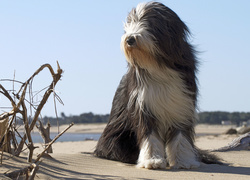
(42, 112, 109, 125)
(198, 111, 250, 125)
(42, 111, 250, 126)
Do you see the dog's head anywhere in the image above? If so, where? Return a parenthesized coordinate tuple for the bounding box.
(121, 2, 191, 71)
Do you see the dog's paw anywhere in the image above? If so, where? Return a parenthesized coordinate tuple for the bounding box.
(137, 158, 166, 169)
(170, 160, 200, 169)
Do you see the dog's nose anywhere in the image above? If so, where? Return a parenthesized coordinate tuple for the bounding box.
(126, 36, 136, 46)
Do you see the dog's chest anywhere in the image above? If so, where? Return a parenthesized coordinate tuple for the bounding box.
(135, 69, 194, 127)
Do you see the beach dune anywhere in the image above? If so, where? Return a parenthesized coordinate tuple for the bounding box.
(1, 124, 250, 179)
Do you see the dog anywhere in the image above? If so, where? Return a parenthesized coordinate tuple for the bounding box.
(95, 1, 220, 169)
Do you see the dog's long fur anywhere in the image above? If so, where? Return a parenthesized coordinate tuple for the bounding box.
(95, 1, 221, 169)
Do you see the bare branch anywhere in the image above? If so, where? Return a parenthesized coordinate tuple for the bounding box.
(15, 63, 63, 156)
(0, 111, 15, 120)
(212, 132, 250, 152)
(1, 62, 65, 172)
(0, 79, 24, 84)
(4, 163, 36, 179)
(36, 120, 53, 153)
(29, 163, 39, 180)
(35, 122, 74, 163)
(16, 63, 56, 96)
(0, 84, 16, 109)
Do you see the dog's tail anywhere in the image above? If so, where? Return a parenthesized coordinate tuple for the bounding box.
(197, 148, 224, 165)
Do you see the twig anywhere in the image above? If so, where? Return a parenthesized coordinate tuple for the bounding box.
(54, 90, 64, 134)
(0, 114, 16, 154)
(16, 63, 56, 96)
(35, 122, 74, 163)
(0, 118, 10, 155)
(1, 150, 3, 165)
(4, 163, 37, 179)
(29, 163, 39, 180)
(0, 84, 16, 111)
(36, 120, 53, 153)
(0, 78, 23, 84)
(32, 85, 50, 99)
(0, 111, 15, 120)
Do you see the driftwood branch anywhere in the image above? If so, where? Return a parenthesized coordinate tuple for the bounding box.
(1, 82, 30, 154)
(15, 62, 63, 157)
(1, 62, 66, 179)
(29, 163, 39, 180)
(5, 163, 37, 180)
(212, 132, 250, 152)
(4, 123, 73, 180)
(36, 120, 53, 153)
(1, 62, 63, 160)
(20, 86, 37, 162)
(16, 63, 58, 96)
(0, 84, 16, 109)
(0, 118, 9, 152)
(35, 122, 74, 163)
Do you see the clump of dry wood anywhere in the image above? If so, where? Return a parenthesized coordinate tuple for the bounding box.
(0, 62, 74, 179)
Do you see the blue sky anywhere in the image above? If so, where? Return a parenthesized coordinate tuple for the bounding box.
(0, 0, 249, 116)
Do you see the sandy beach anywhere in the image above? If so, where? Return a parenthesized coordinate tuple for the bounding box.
(1, 124, 250, 179)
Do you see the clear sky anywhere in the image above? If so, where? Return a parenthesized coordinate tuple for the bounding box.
(0, 0, 249, 117)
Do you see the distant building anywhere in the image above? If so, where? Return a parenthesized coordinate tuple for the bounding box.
(239, 120, 250, 127)
(221, 120, 232, 125)
(247, 120, 250, 126)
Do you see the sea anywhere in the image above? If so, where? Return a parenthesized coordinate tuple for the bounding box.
(17, 132, 211, 144)
(17, 132, 101, 143)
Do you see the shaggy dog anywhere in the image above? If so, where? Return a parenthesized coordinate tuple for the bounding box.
(95, 1, 220, 169)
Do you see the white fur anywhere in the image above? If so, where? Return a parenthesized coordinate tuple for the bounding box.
(134, 68, 198, 169)
(137, 132, 166, 169)
(137, 66, 195, 135)
(167, 132, 200, 169)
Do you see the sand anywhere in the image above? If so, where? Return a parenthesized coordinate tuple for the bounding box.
(1, 124, 250, 179)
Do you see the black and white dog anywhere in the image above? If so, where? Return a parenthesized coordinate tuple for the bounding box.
(95, 1, 220, 169)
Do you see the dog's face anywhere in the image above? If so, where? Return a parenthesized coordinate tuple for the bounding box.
(121, 2, 189, 71)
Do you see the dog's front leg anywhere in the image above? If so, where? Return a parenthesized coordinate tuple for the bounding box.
(137, 132, 166, 169)
(166, 132, 200, 169)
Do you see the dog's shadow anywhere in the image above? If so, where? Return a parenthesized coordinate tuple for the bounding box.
(194, 163, 250, 176)
(91, 154, 250, 177)
(126, 163, 250, 176)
